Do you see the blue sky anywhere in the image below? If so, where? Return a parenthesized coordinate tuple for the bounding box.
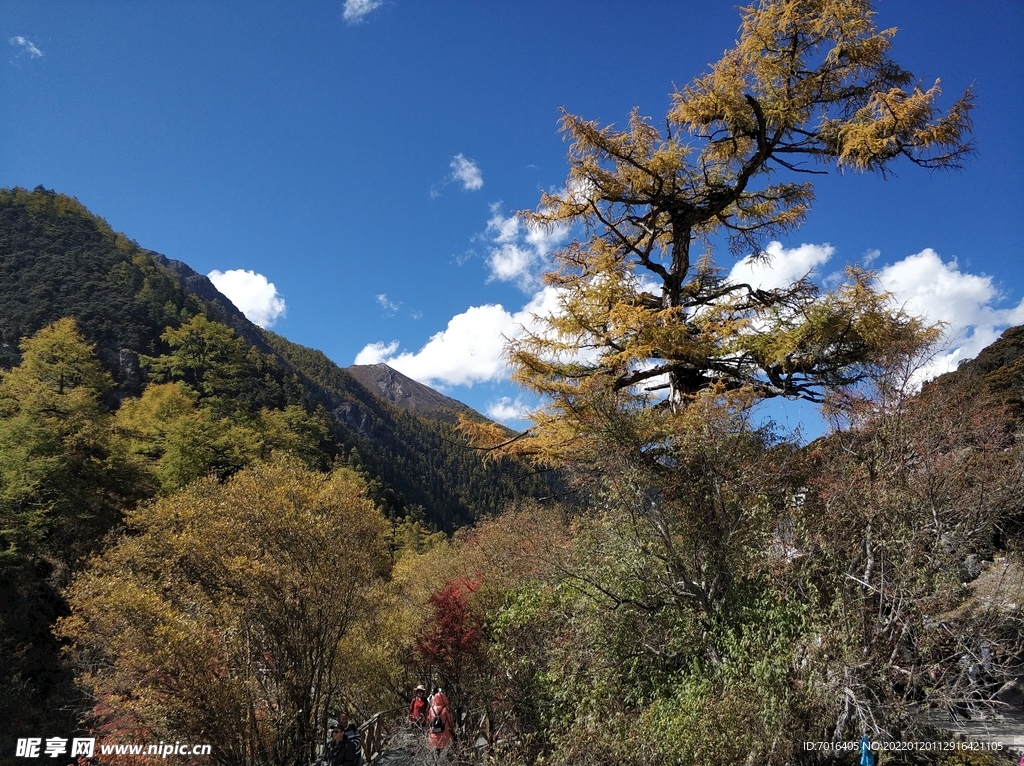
(3, 1, 1022, 436)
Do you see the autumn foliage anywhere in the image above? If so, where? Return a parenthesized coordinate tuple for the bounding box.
(4, 3, 1020, 765)
(58, 460, 392, 766)
(414, 576, 486, 706)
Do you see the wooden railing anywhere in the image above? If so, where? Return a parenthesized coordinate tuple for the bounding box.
(358, 710, 395, 763)
(354, 707, 501, 764)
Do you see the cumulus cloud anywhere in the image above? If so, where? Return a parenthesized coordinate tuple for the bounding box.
(727, 241, 835, 291)
(208, 269, 286, 328)
(450, 154, 483, 191)
(478, 180, 582, 289)
(342, 0, 383, 24)
(9, 36, 43, 58)
(354, 286, 564, 387)
(731, 242, 1024, 381)
(354, 305, 514, 386)
(487, 243, 536, 286)
(877, 249, 1024, 378)
(485, 396, 530, 423)
(484, 205, 568, 291)
(356, 340, 399, 362)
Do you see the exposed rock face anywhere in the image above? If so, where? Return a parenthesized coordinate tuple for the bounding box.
(345, 363, 475, 423)
(332, 402, 372, 436)
(147, 251, 275, 355)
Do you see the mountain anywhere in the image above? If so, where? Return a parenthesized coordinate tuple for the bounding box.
(0, 186, 552, 530)
(346, 363, 476, 423)
(0, 186, 561, 740)
(926, 325, 1024, 418)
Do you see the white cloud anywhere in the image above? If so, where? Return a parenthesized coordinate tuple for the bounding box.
(450, 154, 483, 191)
(524, 218, 568, 255)
(476, 178, 591, 289)
(727, 241, 835, 291)
(9, 36, 43, 58)
(728, 242, 1024, 382)
(342, 0, 383, 24)
(485, 396, 530, 423)
(877, 248, 1024, 379)
(208, 269, 286, 328)
(487, 209, 519, 243)
(376, 293, 400, 314)
(354, 285, 565, 388)
(355, 340, 399, 364)
(354, 304, 513, 386)
(484, 206, 569, 291)
(487, 243, 537, 286)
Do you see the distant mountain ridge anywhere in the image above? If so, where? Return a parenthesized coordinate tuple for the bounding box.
(346, 363, 475, 423)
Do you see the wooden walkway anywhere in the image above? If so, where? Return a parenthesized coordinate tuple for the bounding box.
(358, 712, 494, 766)
(361, 708, 1024, 763)
(928, 707, 1024, 751)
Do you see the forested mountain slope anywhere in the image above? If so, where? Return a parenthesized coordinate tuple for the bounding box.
(262, 331, 553, 528)
(0, 186, 551, 530)
(928, 325, 1024, 420)
(0, 189, 202, 381)
(0, 186, 555, 742)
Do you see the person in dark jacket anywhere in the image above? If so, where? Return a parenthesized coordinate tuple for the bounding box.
(322, 714, 362, 766)
(322, 727, 347, 766)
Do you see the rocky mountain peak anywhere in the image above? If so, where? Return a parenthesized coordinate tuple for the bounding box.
(345, 363, 473, 422)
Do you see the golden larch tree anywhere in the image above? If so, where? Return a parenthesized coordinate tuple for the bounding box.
(470, 0, 970, 465)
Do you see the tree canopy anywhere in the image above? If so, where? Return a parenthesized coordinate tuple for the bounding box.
(487, 0, 971, 464)
(58, 460, 392, 766)
(440, 5, 1019, 763)
(0, 318, 142, 564)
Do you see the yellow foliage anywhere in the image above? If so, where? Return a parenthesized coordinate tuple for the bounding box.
(58, 459, 394, 764)
(471, 0, 964, 468)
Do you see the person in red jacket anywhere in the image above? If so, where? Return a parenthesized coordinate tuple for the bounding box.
(408, 685, 428, 725)
(426, 690, 454, 753)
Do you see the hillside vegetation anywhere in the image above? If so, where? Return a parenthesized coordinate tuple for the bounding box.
(0, 186, 554, 743)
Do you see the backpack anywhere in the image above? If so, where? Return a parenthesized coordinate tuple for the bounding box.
(430, 711, 445, 734)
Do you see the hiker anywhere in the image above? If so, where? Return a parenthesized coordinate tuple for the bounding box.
(340, 712, 363, 766)
(409, 684, 428, 725)
(321, 727, 348, 766)
(426, 690, 454, 754)
(322, 713, 362, 766)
